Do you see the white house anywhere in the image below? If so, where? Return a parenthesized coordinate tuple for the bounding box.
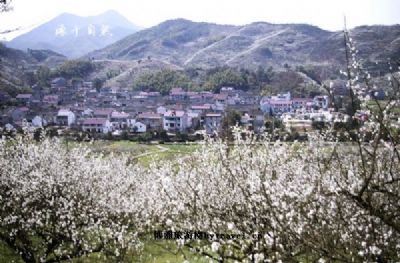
(128, 120, 146, 133)
(163, 110, 188, 132)
(56, 109, 76, 127)
(31, 116, 47, 128)
(110, 111, 130, 129)
(260, 92, 292, 114)
(82, 118, 112, 133)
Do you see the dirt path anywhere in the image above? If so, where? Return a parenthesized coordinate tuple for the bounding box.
(131, 145, 169, 159)
(225, 28, 288, 64)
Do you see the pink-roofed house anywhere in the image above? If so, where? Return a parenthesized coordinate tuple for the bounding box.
(43, 95, 59, 106)
(136, 112, 163, 130)
(214, 93, 229, 104)
(110, 111, 130, 129)
(56, 109, 76, 127)
(16, 94, 32, 105)
(93, 108, 115, 119)
(82, 118, 112, 133)
(163, 110, 188, 132)
(190, 104, 212, 114)
(169, 88, 187, 101)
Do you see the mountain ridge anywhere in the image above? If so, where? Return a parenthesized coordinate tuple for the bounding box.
(6, 10, 141, 58)
(86, 19, 400, 73)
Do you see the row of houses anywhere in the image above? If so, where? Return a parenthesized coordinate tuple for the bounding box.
(260, 92, 330, 115)
(0, 105, 226, 135)
(1, 76, 268, 134)
(4, 76, 375, 136)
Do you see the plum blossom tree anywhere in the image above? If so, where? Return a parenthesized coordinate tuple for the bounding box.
(0, 135, 145, 262)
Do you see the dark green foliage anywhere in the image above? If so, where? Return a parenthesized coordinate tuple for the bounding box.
(138, 132, 155, 142)
(132, 66, 277, 94)
(53, 60, 95, 79)
(0, 81, 32, 97)
(132, 69, 193, 95)
(296, 65, 322, 84)
(158, 130, 170, 142)
(36, 66, 51, 87)
(106, 69, 120, 79)
(93, 78, 104, 91)
(175, 132, 189, 142)
(220, 110, 242, 141)
(312, 121, 326, 130)
(203, 67, 247, 92)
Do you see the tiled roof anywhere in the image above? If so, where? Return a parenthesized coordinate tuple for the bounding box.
(136, 112, 162, 119)
(82, 118, 108, 125)
(164, 110, 185, 117)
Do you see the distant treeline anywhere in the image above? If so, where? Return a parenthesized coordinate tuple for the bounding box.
(132, 65, 324, 97)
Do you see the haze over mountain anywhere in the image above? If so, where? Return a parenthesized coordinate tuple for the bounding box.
(87, 19, 400, 73)
(6, 10, 141, 58)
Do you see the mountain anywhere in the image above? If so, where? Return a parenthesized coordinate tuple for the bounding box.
(6, 10, 141, 58)
(0, 43, 67, 96)
(87, 19, 400, 73)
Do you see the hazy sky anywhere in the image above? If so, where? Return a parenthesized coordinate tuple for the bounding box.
(1, 0, 399, 40)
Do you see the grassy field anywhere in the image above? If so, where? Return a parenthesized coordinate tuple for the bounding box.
(65, 140, 200, 166)
(0, 239, 210, 263)
(367, 99, 400, 113)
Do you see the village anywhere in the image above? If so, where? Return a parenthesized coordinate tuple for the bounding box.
(0, 76, 378, 139)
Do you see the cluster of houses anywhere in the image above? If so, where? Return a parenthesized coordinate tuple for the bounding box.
(2, 77, 383, 135)
(260, 91, 351, 131)
(0, 79, 267, 135)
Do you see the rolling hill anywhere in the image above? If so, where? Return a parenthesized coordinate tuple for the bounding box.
(0, 43, 67, 95)
(87, 19, 400, 73)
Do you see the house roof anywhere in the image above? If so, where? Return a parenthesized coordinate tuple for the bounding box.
(15, 107, 29, 112)
(191, 105, 212, 110)
(270, 100, 292, 105)
(82, 118, 108, 125)
(164, 110, 185, 117)
(111, 111, 130, 118)
(292, 98, 312, 102)
(57, 109, 73, 116)
(94, 108, 114, 115)
(140, 91, 161, 97)
(16, 94, 32, 99)
(43, 95, 59, 101)
(214, 94, 228, 100)
(206, 113, 222, 117)
(136, 112, 162, 119)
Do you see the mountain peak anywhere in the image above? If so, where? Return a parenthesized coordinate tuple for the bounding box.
(7, 11, 140, 58)
(99, 9, 124, 17)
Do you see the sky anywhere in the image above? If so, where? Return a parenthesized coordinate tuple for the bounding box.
(1, 0, 400, 40)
